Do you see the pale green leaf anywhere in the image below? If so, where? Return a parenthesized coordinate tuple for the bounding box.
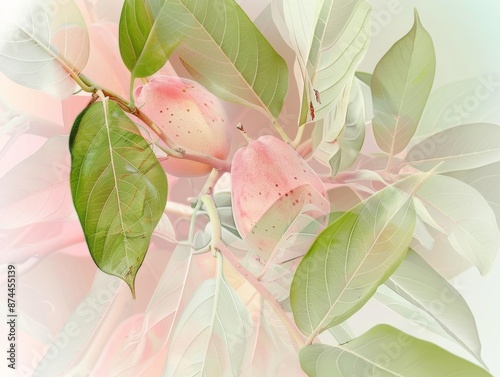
(447, 160, 500, 228)
(290, 174, 431, 338)
(405, 123, 500, 173)
(0, 0, 89, 98)
(355, 71, 372, 86)
(299, 325, 491, 377)
(277, 0, 371, 123)
(375, 285, 450, 339)
(312, 78, 365, 174)
(335, 78, 366, 171)
(385, 249, 484, 364)
(69, 100, 168, 296)
(168, 0, 288, 119)
(416, 73, 500, 137)
(119, 0, 179, 78)
(416, 175, 499, 275)
(371, 9, 436, 155)
(164, 278, 253, 377)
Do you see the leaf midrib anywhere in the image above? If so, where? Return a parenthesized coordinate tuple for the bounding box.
(308, 193, 413, 337)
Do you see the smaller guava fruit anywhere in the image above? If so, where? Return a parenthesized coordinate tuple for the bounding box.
(231, 135, 329, 260)
(135, 76, 231, 178)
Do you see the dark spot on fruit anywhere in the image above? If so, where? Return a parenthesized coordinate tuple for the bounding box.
(259, 192, 262, 195)
(171, 113, 174, 116)
(204, 103, 208, 106)
(294, 177, 298, 180)
(160, 110, 163, 113)
(182, 89, 186, 92)
(187, 109, 190, 112)
(275, 184, 279, 187)
(169, 121, 172, 123)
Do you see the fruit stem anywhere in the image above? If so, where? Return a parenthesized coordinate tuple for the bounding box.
(290, 124, 305, 149)
(273, 120, 292, 144)
(236, 123, 253, 144)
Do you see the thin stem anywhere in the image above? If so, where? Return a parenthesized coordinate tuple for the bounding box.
(129, 76, 136, 110)
(74, 73, 231, 172)
(237, 123, 253, 143)
(291, 124, 305, 149)
(200, 195, 222, 257)
(297, 138, 313, 158)
(273, 120, 291, 144)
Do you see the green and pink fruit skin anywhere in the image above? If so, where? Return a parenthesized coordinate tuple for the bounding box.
(135, 76, 231, 178)
(231, 135, 329, 260)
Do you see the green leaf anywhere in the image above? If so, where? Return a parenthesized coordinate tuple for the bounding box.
(355, 71, 372, 86)
(416, 175, 499, 275)
(0, 0, 89, 98)
(384, 249, 484, 364)
(371, 9, 436, 156)
(406, 123, 500, 173)
(69, 99, 167, 297)
(170, 0, 288, 119)
(299, 325, 492, 377)
(164, 278, 253, 376)
(119, 0, 179, 78)
(291, 174, 430, 338)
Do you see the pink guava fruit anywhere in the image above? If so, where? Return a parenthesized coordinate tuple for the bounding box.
(135, 76, 231, 177)
(231, 135, 329, 260)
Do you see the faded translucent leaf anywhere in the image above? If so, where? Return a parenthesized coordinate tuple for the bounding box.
(375, 285, 449, 339)
(385, 249, 484, 364)
(32, 271, 125, 377)
(417, 73, 500, 137)
(291, 174, 432, 337)
(278, 0, 371, 123)
(69, 100, 168, 296)
(171, 0, 288, 119)
(164, 277, 253, 377)
(93, 245, 209, 377)
(0, 135, 74, 229)
(416, 175, 499, 275)
(334, 78, 366, 172)
(299, 325, 491, 377)
(405, 123, 500, 173)
(0, 0, 90, 98)
(371, 10, 435, 156)
(152, 214, 177, 244)
(447, 160, 500, 228)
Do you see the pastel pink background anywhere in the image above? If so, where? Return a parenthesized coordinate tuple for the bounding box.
(1, 0, 500, 376)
